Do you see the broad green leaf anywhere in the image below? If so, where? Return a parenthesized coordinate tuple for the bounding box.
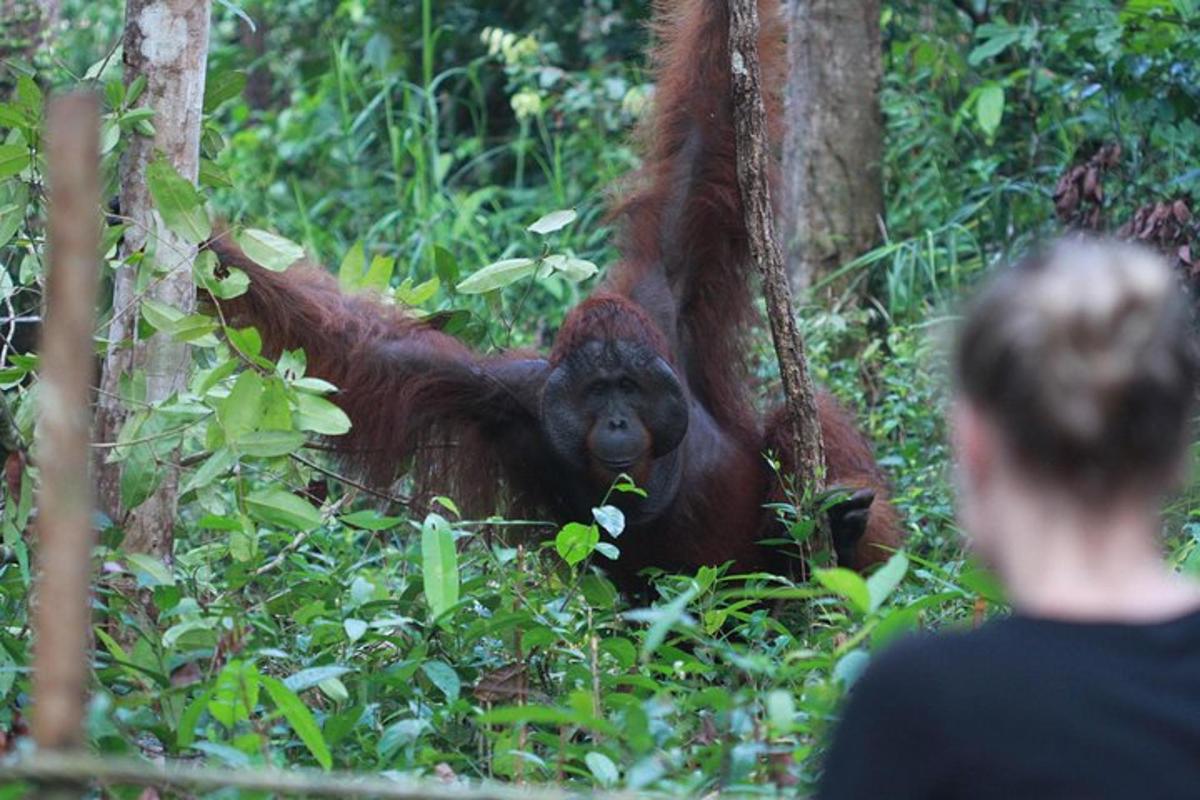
(203, 70, 247, 113)
(585, 752, 619, 787)
(126, 553, 175, 587)
(194, 250, 249, 300)
(542, 254, 598, 282)
(362, 254, 395, 293)
(261, 675, 333, 770)
(968, 28, 1021, 65)
(15, 76, 41, 117)
(420, 513, 459, 619)
(432, 244, 458, 283)
(527, 208, 577, 235)
(833, 649, 871, 687)
(146, 156, 211, 244)
(237, 430, 306, 458)
(456, 257, 536, 294)
(245, 488, 322, 531)
(294, 393, 351, 435)
(866, 551, 909, 613)
(198, 159, 233, 189)
(343, 618, 367, 643)
(217, 371, 264, 442)
(139, 298, 184, 332)
(177, 687, 215, 747)
(395, 276, 438, 306)
(635, 584, 699, 661)
(592, 505, 625, 538)
(0, 203, 21, 249)
(814, 567, 871, 614)
(337, 241, 367, 291)
(555, 522, 598, 565)
(237, 228, 305, 271)
(420, 660, 460, 701)
(180, 447, 235, 494)
(339, 510, 404, 531)
(975, 84, 1005, 138)
(284, 666, 353, 693)
(0, 145, 30, 181)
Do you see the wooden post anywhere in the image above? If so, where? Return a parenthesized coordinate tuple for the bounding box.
(728, 0, 833, 560)
(31, 92, 102, 799)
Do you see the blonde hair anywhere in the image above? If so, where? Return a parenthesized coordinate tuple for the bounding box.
(955, 237, 1199, 499)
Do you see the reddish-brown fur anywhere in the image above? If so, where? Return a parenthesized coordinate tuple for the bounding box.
(205, 0, 903, 586)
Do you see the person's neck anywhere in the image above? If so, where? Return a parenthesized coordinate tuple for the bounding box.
(991, 493, 1200, 623)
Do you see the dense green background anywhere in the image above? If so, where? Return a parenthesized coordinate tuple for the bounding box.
(0, 0, 1198, 794)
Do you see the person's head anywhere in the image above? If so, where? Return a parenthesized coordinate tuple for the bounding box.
(952, 237, 1199, 562)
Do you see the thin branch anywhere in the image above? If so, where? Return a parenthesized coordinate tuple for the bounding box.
(0, 753, 637, 800)
(728, 0, 832, 558)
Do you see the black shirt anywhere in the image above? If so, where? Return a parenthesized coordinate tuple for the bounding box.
(818, 608, 1200, 800)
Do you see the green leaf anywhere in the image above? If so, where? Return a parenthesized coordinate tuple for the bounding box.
(180, 448, 235, 494)
(237, 430, 306, 457)
(344, 618, 367, 643)
(975, 84, 1005, 138)
(527, 208, 577, 235)
(217, 371, 264, 442)
(542, 254, 598, 282)
(866, 551, 909, 613)
(177, 687, 215, 747)
(294, 393, 351, 435)
(814, 567, 871, 614)
(634, 584, 699, 661)
(237, 228, 305, 271)
(126, 553, 175, 587)
(395, 276, 438, 306)
(245, 488, 322, 531)
(203, 70, 247, 113)
(198, 159, 233, 189)
(592, 505, 625, 538)
(455, 257, 536, 294)
(146, 156, 211, 244)
(194, 250, 249, 299)
(362, 254, 395, 293)
(0, 203, 21, 249)
(968, 28, 1021, 65)
(420, 513, 459, 619)
(420, 660, 460, 701)
(585, 752, 619, 787)
(432, 244, 458, 283)
(261, 675, 333, 770)
(338, 510, 403, 531)
(555, 522, 598, 565)
(0, 145, 30, 181)
(284, 666, 353, 693)
(139, 298, 184, 332)
(337, 241, 367, 291)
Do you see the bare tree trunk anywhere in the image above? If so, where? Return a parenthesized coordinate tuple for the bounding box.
(33, 93, 101, 800)
(94, 0, 211, 561)
(782, 0, 883, 300)
(729, 0, 831, 560)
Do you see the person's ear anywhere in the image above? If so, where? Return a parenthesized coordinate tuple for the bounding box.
(952, 399, 995, 491)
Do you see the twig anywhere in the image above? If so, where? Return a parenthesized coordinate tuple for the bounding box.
(0, 752, 640, 800)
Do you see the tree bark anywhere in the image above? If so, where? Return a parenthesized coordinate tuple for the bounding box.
(728, 0, 831, 559)
(782, 0, 883, 300)
(94, 0, 211, 561)
(33, 93, 101, 800)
